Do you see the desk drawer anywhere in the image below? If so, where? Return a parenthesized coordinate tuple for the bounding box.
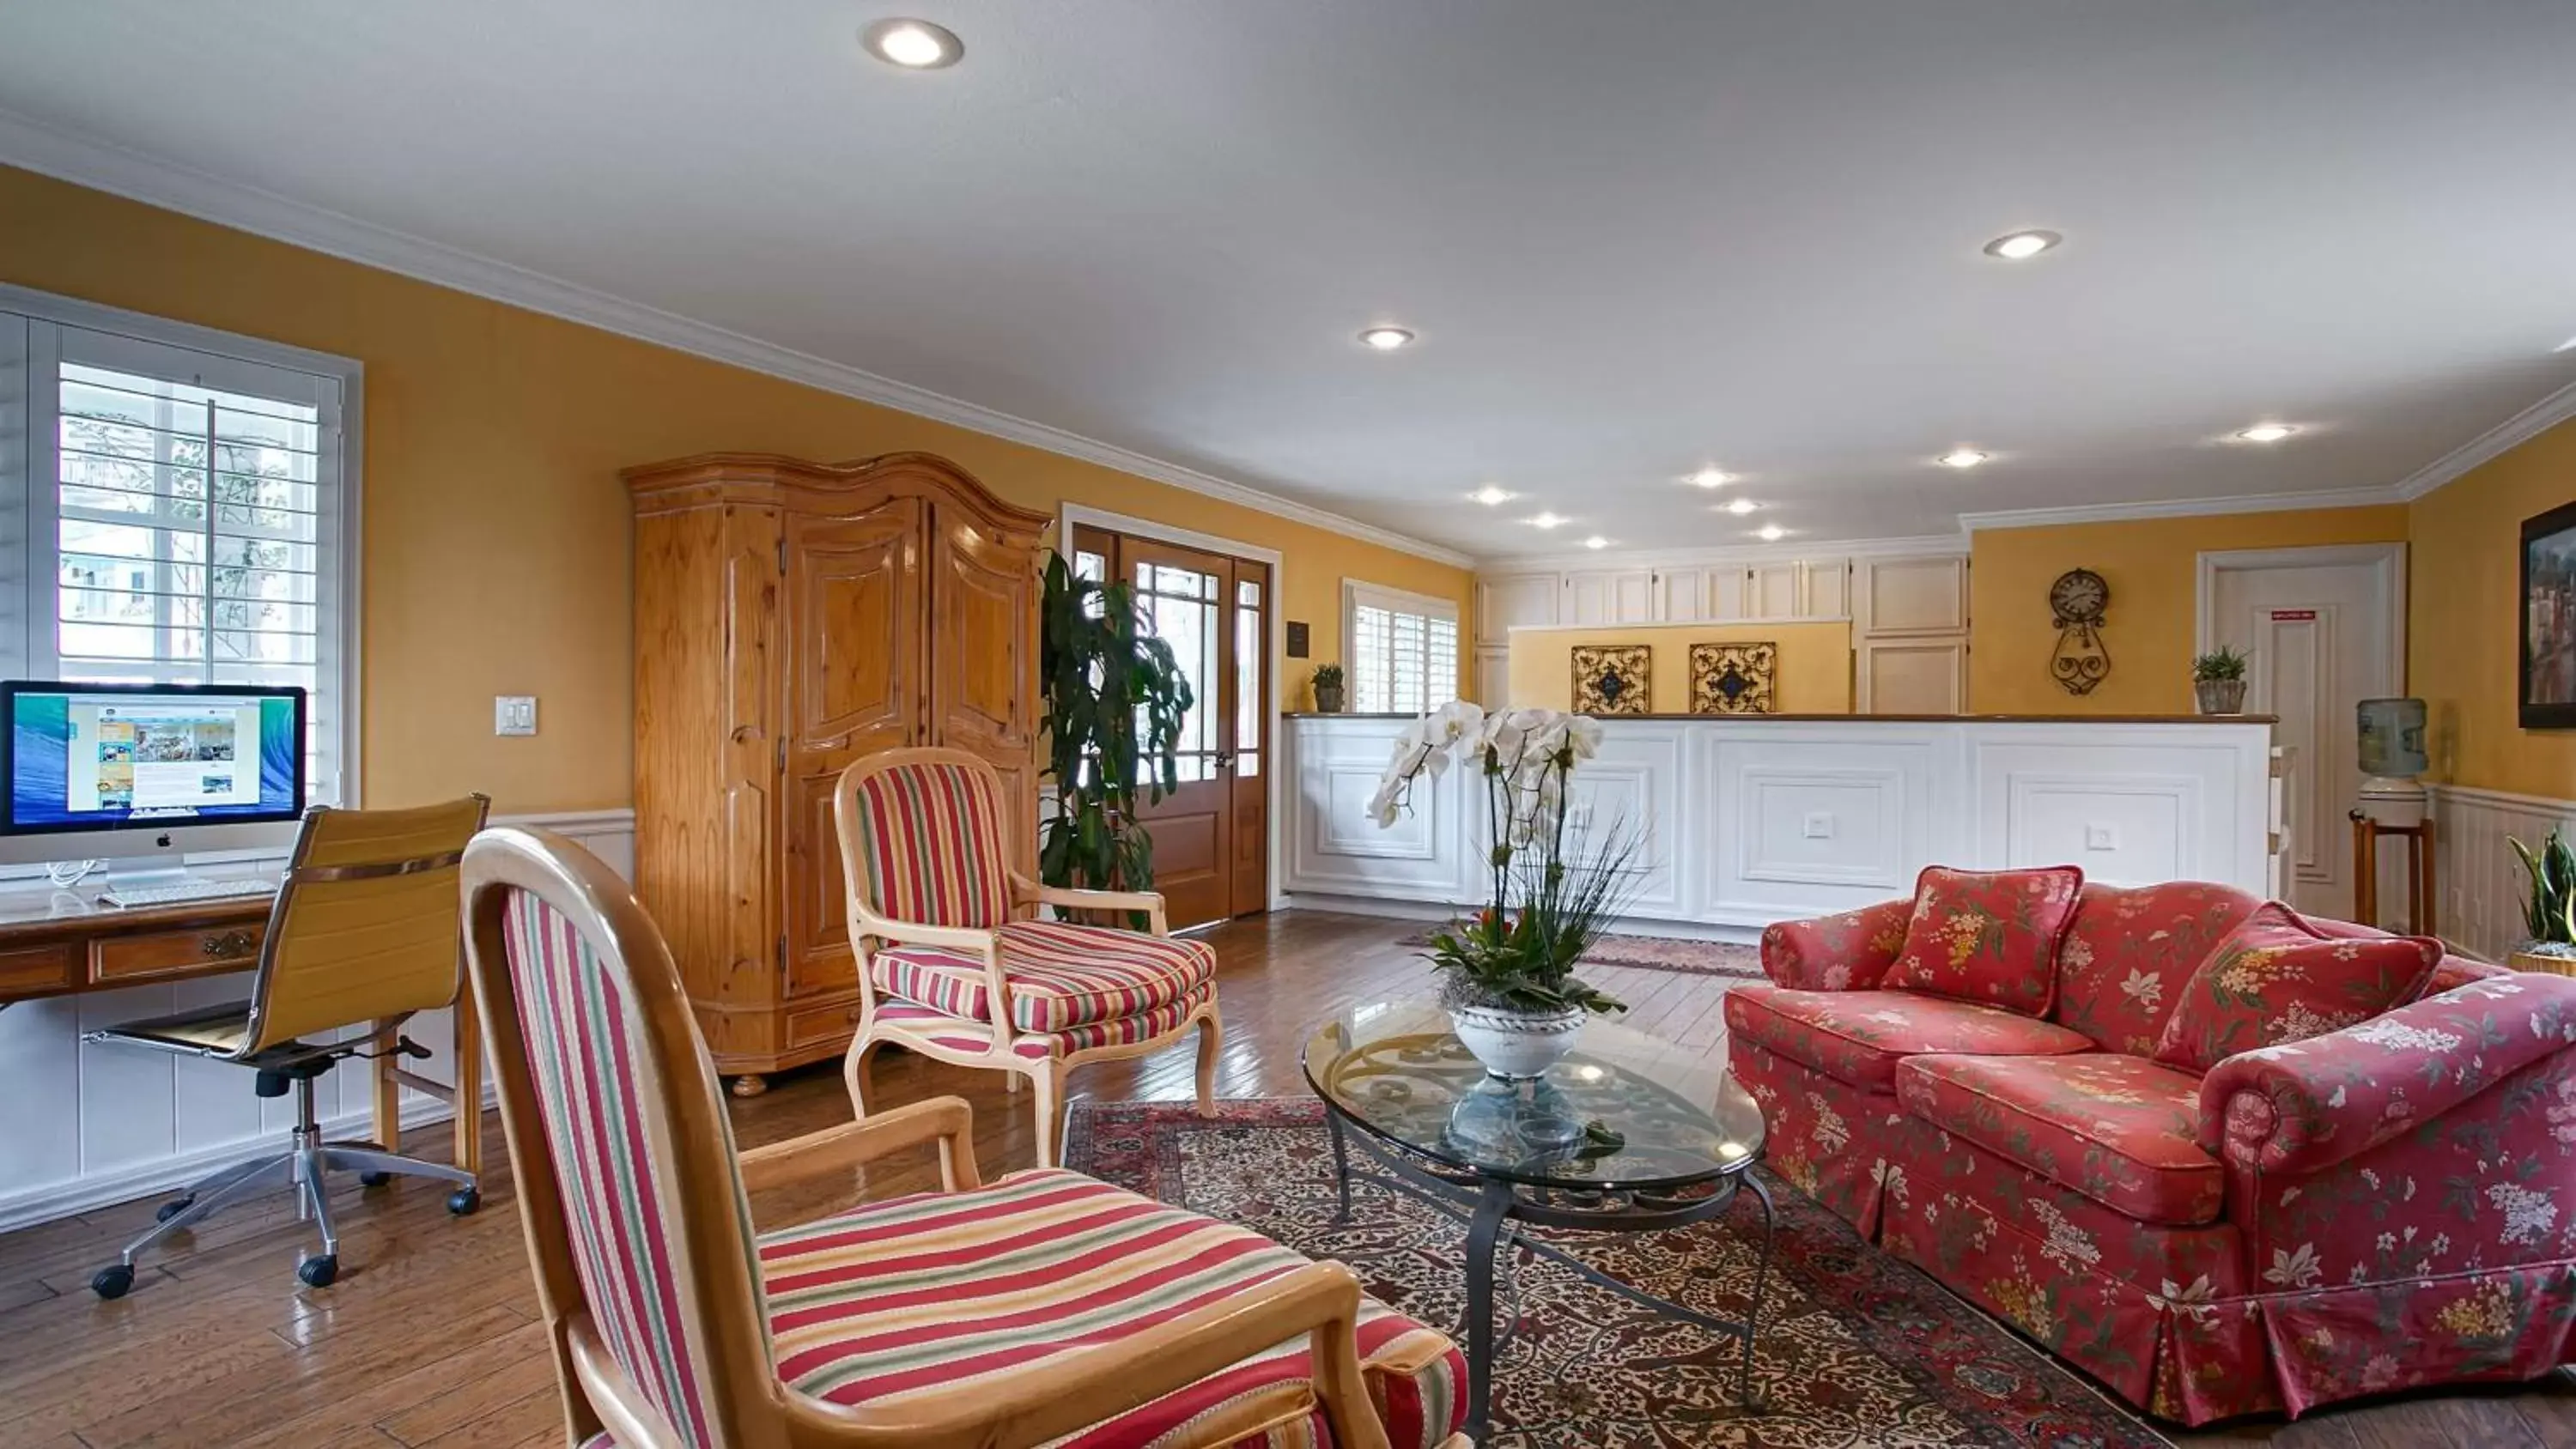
(93, 925, 266, 985)
(0, 943, 76, 995)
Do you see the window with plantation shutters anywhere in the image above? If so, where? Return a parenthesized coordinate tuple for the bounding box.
(1343, 579, 1459, 715)
(0, 287, 359, 824)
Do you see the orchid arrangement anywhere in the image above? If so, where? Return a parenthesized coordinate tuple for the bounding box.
(1368, 702, 1638, 1016)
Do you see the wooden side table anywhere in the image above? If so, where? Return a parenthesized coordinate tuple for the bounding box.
(2349, 811, 2434, 937)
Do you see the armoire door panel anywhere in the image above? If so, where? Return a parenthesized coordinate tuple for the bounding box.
(933, 504, 1037, 756)
(719, 524, 780, 1003)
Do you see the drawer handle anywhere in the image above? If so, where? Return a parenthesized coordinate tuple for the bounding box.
(201, 930, 259, 961)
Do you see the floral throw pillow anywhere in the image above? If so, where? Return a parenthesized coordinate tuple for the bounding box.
(1881, 865, 2086, 1017)
(2153, 902, 2442, 1074)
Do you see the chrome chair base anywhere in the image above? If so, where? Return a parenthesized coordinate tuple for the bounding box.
(90, 1076, 478, 1298)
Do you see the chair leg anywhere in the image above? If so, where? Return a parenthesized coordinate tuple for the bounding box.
(1194, 1007, 1224, 1119)
(845, 1035, 887, 1119)
(1030, 1064, 1067, 1170)
(114, 1153, 295, 1266)
(297, 1142, 340, 1264)
(320, 1144, 475, 1189)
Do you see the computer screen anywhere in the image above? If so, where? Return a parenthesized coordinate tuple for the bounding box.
(1, 682, 306, 836)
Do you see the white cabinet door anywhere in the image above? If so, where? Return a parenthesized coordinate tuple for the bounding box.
(1652, 567, 1708, 622)
(1747, 562, 1802, 619)
(1854, 554, 1970, 635)
(1566, 569, 1654, 626)
(1474, 646, 1510, 709)
(1804, 558, 1850, 619)
(1707, 567, 1751, 621)
(1474, 573, 1559, 644)
(1857, 637, 1968, 714)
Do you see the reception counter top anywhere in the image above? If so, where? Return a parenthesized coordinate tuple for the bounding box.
(1282, 712, 2281, 934)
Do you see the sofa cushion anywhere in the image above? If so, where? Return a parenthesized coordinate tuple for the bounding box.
(1896, 1052, 2225, 1226)
(1882, 865, 2086, 1017)
(1725, 985, 2093, 1093)
(2153, 902, 2442, 1074)
(2050, 881, 2263, 1055)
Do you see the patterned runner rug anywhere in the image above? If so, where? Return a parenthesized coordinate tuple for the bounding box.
(1397, 930, 1766, 980)
(1066, 1098, 2173, 1449)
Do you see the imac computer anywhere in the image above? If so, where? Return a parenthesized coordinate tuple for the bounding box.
(0, 681, 308, 898)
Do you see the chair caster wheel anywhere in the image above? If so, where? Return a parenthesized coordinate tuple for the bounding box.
(155, 1195, 195, 1223)
(446, 1187, 480, 1216)
(91, 1264, 135, 1300)
(297, 1254, 338, 1288)
(358, 1172, 392, 1188)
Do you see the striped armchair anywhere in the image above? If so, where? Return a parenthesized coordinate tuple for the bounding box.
(835, 748, 1224, 1167)
(459, 825, 1468, 1449)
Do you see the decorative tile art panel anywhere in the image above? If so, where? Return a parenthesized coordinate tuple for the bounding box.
(1690, 642, 1777, 714)
(1571, 645, 1651, 715)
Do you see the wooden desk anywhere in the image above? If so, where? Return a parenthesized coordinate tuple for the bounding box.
(0, 883, 483, 1179)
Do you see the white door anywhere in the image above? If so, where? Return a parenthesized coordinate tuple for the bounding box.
(2204, 548, 2403, 922)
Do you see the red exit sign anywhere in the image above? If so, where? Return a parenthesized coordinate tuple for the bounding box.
(2270, 609, 2318, 621)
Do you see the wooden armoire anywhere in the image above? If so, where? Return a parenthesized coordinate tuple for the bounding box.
(624, 452, 1048, 1094)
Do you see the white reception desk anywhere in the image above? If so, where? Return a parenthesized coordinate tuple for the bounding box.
(1282, 713, 2279, 935)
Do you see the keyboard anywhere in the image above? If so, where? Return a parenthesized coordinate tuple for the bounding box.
(100, 876, 279, 909)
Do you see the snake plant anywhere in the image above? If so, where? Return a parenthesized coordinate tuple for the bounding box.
(2510, 828, 2576, 949)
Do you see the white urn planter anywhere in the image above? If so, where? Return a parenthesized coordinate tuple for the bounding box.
(1448, 1003, 1588, 1080)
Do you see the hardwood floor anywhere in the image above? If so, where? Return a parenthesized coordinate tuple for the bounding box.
(0, 908, 2567, 1448)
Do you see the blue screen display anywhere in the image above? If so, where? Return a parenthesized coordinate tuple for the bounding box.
(7, 688, 302, 832)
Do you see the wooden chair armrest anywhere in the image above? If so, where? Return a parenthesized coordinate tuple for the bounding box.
(787, 1260, 1390, 1449)
(737, 1097, 982, 1195)
(1010, 874, 1170, 935)
(854, 906, 1002, 956)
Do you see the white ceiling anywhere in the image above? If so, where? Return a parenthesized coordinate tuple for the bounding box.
(4, 0, 2575, 563)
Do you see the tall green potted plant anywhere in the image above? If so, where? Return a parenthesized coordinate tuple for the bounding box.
(1036, 554, 1195, 915)
(2509, 829, 2576, 977)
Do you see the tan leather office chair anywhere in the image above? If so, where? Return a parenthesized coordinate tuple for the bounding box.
(85, 796, 489, 1297)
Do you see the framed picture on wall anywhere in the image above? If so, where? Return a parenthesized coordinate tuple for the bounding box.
(2524, 499, 2576, 729)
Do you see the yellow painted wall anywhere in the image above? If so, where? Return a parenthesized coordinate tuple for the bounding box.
(0, 166, 1469, 811)
(1968, 506, 2413, 714)
(2410, 416, 2576, 799)
(1506, 621, 1853, 713)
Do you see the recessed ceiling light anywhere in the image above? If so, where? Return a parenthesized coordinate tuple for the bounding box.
(862, 18, 963, 68)
(1755, 524, 1787, 542)
(1583, 535, 1609, 550)
(1528, 512, 1567, 530)
(1468, 485, 1514, 506)
(1937, 448, 1990, 470)
(2234, 423, 2299, 444)
(1688, 467, 1734, 488)
(1358, 325, 1416, 350)
(1722, 497, 1759, 516)
(1983, 229, 2062, 261)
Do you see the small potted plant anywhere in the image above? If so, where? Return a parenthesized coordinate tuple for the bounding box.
(2509, 829, 2576, 977)
(1368, 702, 1637, 1079)
(2192, 646, 2251, 714)
(1311, 663, 1346, 713)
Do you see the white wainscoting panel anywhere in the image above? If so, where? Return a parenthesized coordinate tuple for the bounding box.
(1971, 727, 2271, 891)
(1564, 726, 1685, 917)
(1287, 719, 1479, 906)
(2430, 785, 2576, 963)
(1704, 729, 1951, 925)
(0, 806, 635, 1231)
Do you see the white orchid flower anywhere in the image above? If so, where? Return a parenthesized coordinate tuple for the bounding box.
(1568, 716, 1604, 760)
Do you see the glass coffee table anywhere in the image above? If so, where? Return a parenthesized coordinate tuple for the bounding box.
(1302, 999, 1771, 1441)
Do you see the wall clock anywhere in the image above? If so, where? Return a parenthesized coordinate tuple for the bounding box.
(2048, 567, 2111, 696)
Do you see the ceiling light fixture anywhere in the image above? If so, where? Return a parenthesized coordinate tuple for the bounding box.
(1583, 535, 1609, 550)
(1755, 524, 1787, 542)
(1358, 325, 1416, 350)
(862, 18, 963, 68)
(1689, 467, 1734, 488)
(1528, 512, 1567, 530)
(1937, 448, 1990, 470)
(1983, 229, 2062, 261)
(1468, 485, 1514, 506)
(2234, 422, 2299, 444)
(1722, 497, 1759, 516)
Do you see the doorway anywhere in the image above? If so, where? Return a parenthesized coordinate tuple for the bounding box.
(2198, 544, 2406, 922)
(1070, 523, 1272, 930)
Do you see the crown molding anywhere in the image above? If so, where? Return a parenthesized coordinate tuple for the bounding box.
(1477, 532, 1968, 573)
(2390, 375, 2576, 502)
(0, 110, 1473, 569)
(1956, 486, 2403, 533)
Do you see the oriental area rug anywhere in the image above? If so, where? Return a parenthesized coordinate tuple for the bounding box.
(1065, 1099, 2174, 1449)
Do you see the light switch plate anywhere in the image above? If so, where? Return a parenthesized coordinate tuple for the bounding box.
(2084, 823, 2118, 851)
(495, 695, 538, 737)
(1801, 812, 1834, 840)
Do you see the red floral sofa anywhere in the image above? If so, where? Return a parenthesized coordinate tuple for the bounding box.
(1726, 873, 2576, 1424)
